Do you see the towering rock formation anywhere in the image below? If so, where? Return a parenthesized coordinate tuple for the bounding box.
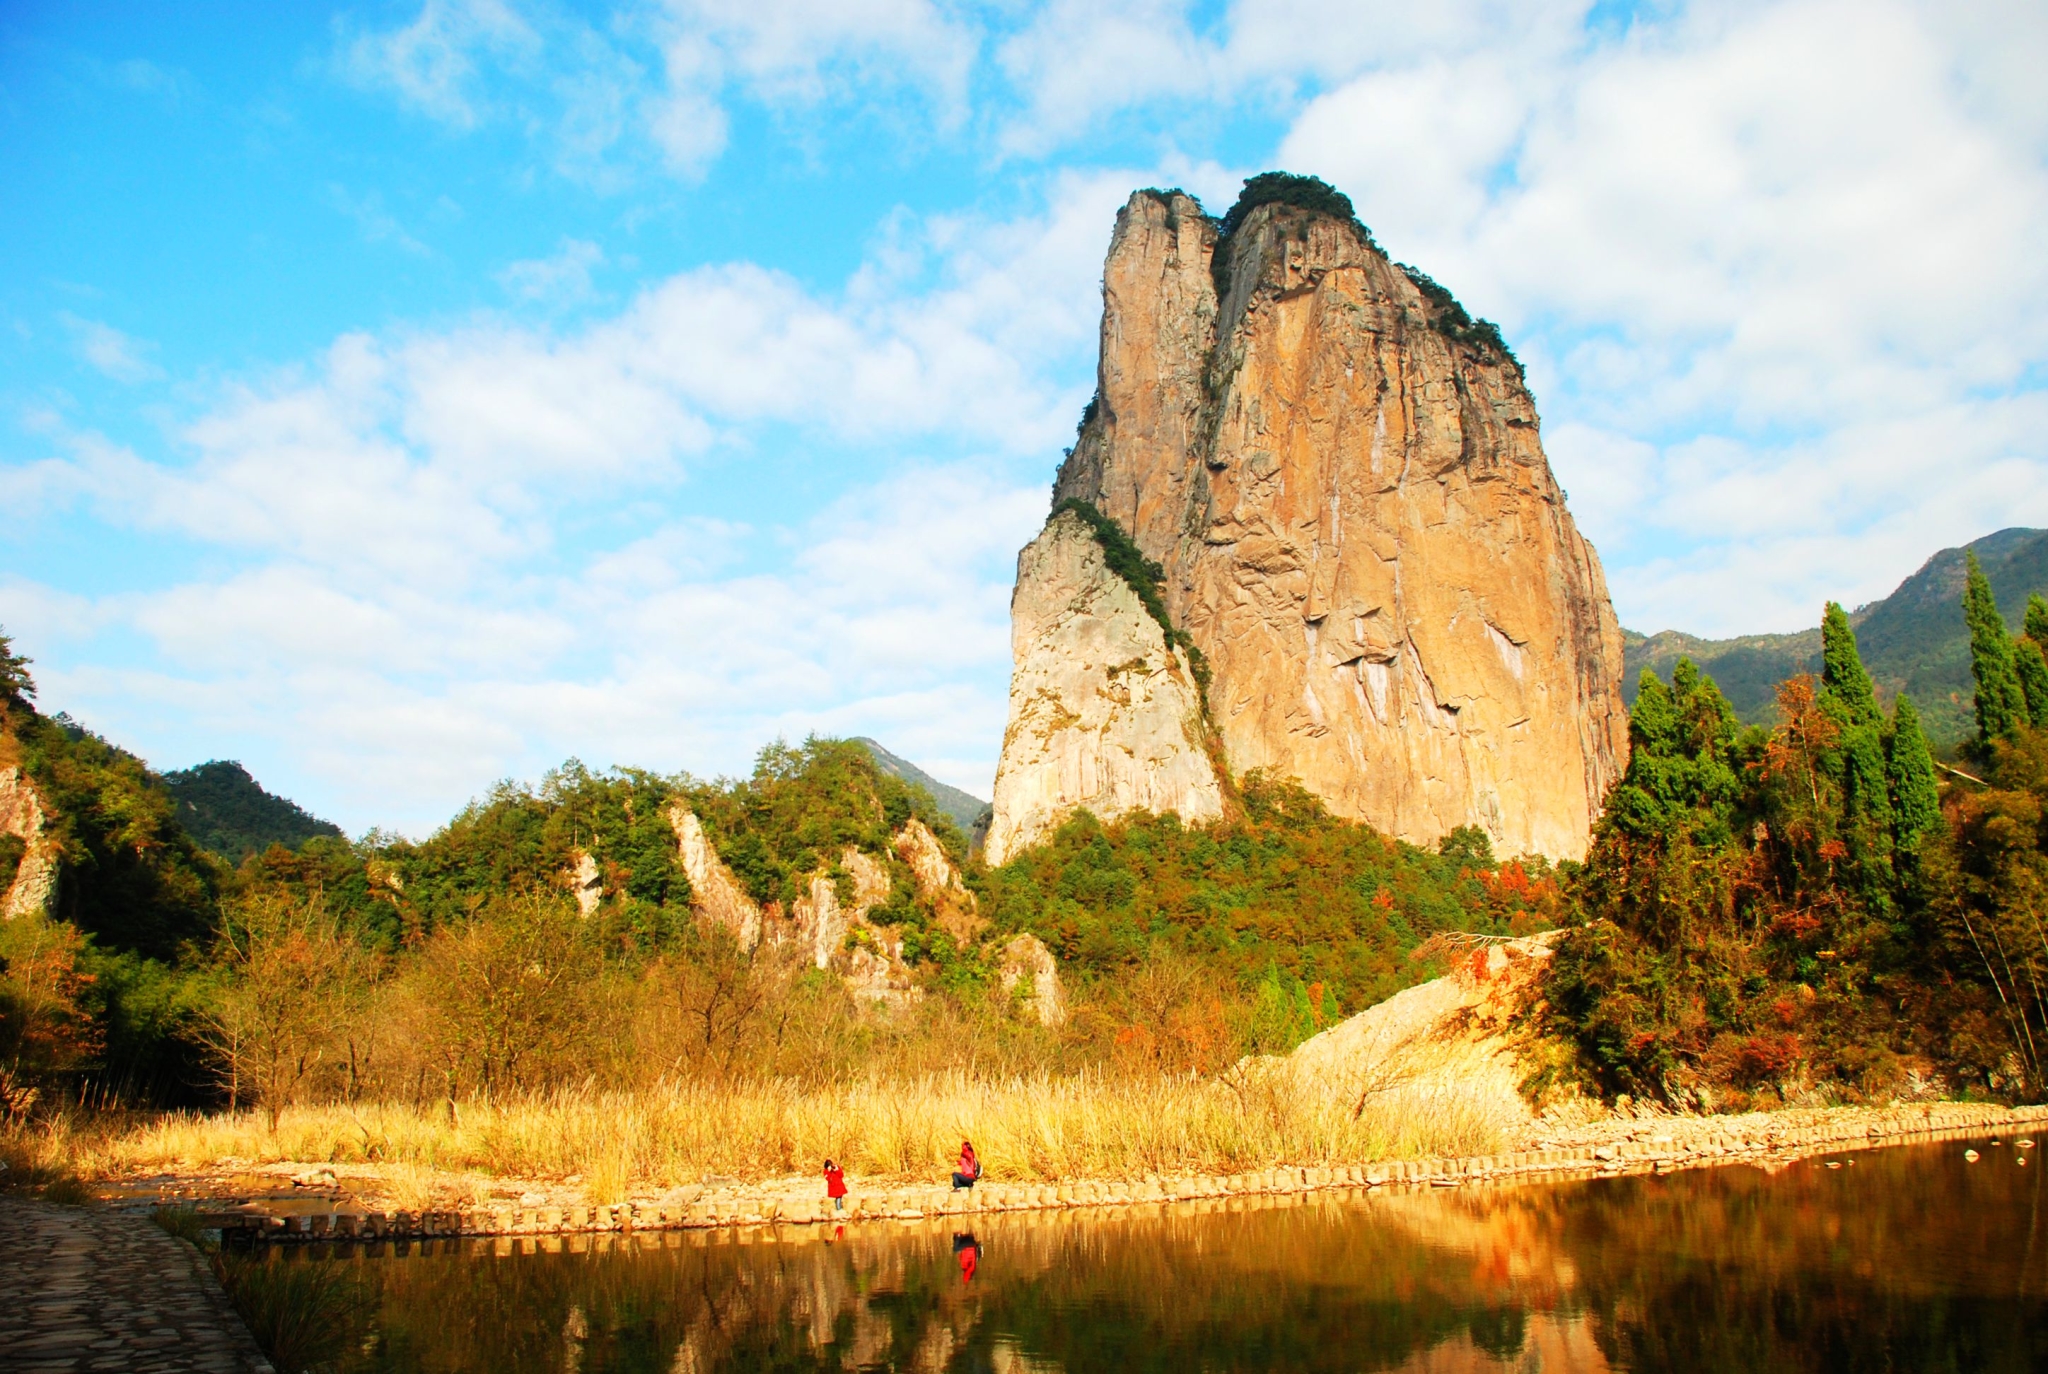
(991, 181, 1629, 861)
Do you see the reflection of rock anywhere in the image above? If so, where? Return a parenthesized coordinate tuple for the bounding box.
(668, 803, 763, 950)
(997, 934, 1067, 1027)
(986, 509, 1226, 865)
(567, 850, 603, 918)
(991, 1341, 1064, 1374)
(0, 766, 58, 921)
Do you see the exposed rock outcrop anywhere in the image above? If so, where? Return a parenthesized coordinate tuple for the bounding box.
(894, 816, 983, 943)
(792, 848, 893, 971)
(1288, 932, 1562, 1129)
(996, 933, 1067, 1027)
(567, 850, 603, 918)
(667, 800, 1064, 1013)
(0, 766, 58, 921)
(985, 509, 1226, 865)
(668, 803, 763, 950)
(998, 186, 1629, 860)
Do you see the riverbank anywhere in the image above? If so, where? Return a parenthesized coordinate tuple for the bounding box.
(95, 1099, 2048, 1243)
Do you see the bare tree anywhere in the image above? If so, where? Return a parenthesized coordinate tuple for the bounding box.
(406, 892, 596, 1109)
(191, 891, 368, 1129)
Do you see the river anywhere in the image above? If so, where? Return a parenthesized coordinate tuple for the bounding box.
(251, 1135, 2048, 1371)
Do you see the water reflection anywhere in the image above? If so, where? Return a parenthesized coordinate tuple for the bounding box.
(285, 1138, 2048, 1372)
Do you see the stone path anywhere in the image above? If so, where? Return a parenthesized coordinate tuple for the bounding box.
(0, 1196, 273, 1373)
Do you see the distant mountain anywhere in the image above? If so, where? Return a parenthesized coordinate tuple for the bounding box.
(1625, 527, 2048, 749)
(853, 739, 988, 834)
(162, 760, 343, 863)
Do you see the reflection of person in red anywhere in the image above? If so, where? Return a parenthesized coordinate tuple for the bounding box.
(953, 1232, 980, 1284)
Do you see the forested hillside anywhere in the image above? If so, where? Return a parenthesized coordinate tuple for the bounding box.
(163, 760, 343, 863)
(1624, 527, 2048, 748)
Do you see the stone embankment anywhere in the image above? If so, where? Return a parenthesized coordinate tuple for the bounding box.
(205, 1101, 2048, 1245)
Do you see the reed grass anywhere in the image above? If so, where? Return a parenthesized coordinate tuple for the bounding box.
(213, 1253, 376, 1374)
(62, 1070, 1517, 1199)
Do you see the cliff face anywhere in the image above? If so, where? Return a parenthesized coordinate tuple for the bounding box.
(1001, 186, 1628, 860)
(984, 509, 1226, 865)
(0, 765, 58, 920)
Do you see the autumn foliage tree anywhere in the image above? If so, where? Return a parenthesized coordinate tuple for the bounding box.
(191, 891, 372, 1128)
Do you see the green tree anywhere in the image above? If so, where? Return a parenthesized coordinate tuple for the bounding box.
(2026, 593, 2048, 646)
(1885, 694, 1943, 850)
(1601, 661, 1744, 850)
(2018, 638, 2048, 729)
(1964, 550, 2028, 745)
(0, 628, 33, 712)
(1821, 602, 1893, 852)
(1819, 602, 1879, 726)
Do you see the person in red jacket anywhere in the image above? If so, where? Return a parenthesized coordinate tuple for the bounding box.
(823, 1159, 847, 1212)
(951, 1140, 980, 1190)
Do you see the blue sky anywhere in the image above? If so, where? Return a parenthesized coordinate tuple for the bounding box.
(4, 0, 2046, 834)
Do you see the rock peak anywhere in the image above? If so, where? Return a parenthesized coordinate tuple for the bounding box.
(1001, 181, 1629, 860)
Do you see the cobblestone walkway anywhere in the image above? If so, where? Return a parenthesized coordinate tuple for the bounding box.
(0, 1197, 273, 1373)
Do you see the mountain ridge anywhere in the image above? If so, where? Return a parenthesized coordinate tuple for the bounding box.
(851, 738, 987, 833)
(163, 759, 344, 863)
(1624, 527, 2048, 747)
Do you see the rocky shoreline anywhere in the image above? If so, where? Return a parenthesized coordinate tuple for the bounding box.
(164, 1100, 2048, 1245)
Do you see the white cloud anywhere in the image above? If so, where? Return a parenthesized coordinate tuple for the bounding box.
(327, 186, 432, 255)
(655, 0, 976, 111)
(498, 239, 606, 304)
(339, 0, 540, 129)
(59, 313, 162, 383)
(8, 181, 1128, 829)
(340, 0, 978, 184)
(645, 34, 729, 175)
(1273, 0, 2048, 633)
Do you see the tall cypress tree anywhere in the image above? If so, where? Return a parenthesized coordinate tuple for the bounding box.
(1820, 601, 1893, 855)
(2016, 637, 2048, 728)
(1886, 694, 1942, 849)
(1963, 550, 2027, 744)
(1819, 601, 1880, 726)
(2027, 593, 2048, 647)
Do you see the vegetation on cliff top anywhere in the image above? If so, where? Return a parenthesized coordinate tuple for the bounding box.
(1215, 171, 1376, 247)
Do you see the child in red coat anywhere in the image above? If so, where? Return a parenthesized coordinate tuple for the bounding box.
(823, 1159, 847, 1212)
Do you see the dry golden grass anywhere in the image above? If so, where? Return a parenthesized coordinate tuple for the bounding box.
(56, 1069, 1518, 1199)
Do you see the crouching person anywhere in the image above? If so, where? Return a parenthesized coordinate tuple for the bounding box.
(952, 1140, 980, 1191)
